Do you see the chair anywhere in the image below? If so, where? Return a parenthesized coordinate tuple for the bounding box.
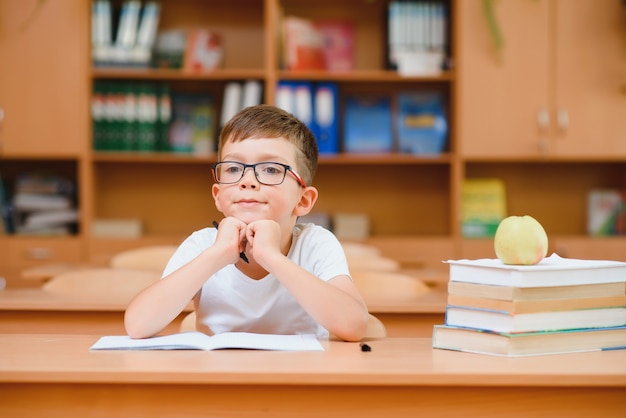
(42, 268, 160, 299)
(179, 312, 387, 338)
(109, 245, 177, 274)
(341, 241, 401, 272)
(351, 270, 430, 301)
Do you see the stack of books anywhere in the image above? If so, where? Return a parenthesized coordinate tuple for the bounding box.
(432, 254, 626, 357)
(11, 174, 79, 236)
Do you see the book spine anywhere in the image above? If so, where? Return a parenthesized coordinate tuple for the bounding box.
(136, 83, 158, 151)
(91, 81, 107, 150)
(314, 82, 339, 154)
(220, 82, 243, 128)
(120, 82, 137, 151)
(156, 84, 172, 151)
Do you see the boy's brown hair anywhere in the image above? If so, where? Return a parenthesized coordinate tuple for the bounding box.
(218, 104, 319, 186)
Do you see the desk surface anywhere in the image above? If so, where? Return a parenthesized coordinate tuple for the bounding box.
(1, 334, 624, 418)
(1, 333, 625, 387)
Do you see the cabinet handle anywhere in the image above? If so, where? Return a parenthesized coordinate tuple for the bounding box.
(537, 109, 550, 131)
(557, 108, 569, 131)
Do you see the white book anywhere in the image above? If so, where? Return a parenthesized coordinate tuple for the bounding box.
(13, 193, 72, 211)
(23, 209, 79, 227)
(115, 0, 141, 48)
(445, 305, 626, 334)
(446, 253, 626, 287)
(220, 82, 243, 127)
(136, 2, 161, 49)
(90, 331, 324, 352)
(241, 80, 263, 109)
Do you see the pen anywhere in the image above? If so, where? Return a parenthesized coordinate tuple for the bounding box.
(212, 220, 249, 263)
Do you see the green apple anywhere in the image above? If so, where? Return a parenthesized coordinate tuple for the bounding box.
(494, 215, 548, 265)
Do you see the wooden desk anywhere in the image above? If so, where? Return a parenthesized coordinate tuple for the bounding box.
(0, 289, 190, 335)
(0, 287, 445, 337)
(365, 289, 447, 337)
(0, 334, 624, 417)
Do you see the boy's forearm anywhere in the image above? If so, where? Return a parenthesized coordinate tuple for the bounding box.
(124, 246, 229, 338)
(265, 254, 368, 341)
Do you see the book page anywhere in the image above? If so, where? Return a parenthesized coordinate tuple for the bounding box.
(90, 331, 324, 351)
(446, 253, 626, 271)
(208, 332, 324, 351)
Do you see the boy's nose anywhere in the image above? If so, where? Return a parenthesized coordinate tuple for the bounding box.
(239, 167, 259, 187)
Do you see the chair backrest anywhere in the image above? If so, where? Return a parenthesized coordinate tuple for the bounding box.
(347, 255, 400, 272)
(341, 241, 401, 272)
(351, 270, 430, 301)
(42, 268, 160, 298)
(109, 245, 177, 273)
(179, 312, 387, 339)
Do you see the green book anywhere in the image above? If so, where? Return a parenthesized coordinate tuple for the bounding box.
(136, 83, 157, 151)
(461, 178, 506, 238)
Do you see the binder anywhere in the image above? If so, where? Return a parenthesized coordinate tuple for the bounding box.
(314, 83, 339, 154)
(275, 81, 317, 139)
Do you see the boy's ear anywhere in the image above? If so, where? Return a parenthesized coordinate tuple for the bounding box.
(212, 183, 223, 212)
(293, 186, 319, 217)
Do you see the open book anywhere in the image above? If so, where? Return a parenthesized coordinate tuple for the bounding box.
(90, 331, 324, 351)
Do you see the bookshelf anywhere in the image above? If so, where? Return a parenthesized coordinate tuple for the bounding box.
(86, 0, 460, 267)
(1, 0, 625, 288)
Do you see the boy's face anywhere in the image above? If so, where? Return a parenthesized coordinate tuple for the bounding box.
(212, 137, 315, 226)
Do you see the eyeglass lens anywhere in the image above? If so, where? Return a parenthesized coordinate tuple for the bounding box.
(215, 162, 287, 185)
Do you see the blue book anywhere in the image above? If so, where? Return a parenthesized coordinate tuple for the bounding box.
(396, 91, 447, 155)
(314, 83, 339, 154)
(343, 95, 393, 153)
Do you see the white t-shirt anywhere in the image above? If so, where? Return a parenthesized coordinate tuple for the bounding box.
(162, 223, 350, 338)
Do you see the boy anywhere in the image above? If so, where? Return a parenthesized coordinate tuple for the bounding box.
(125, 105, 369, 342)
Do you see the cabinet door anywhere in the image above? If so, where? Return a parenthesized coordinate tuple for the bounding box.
(552, 0, 626, 156)
(0, 0, 89, 156)
(458, 0, 551, 157)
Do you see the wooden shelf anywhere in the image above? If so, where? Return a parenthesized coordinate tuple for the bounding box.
(91, 151, 453, 165)
(91, 68, 267, 81)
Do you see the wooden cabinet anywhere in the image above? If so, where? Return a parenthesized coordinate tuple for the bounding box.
(458, 0, 626, 158)
(457, 0, 626, 259)
(0, 0, 89, 157)
(0, 1, 90, 287)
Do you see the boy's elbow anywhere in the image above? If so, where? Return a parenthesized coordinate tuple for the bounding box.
(332, 313, 369, 342)
(124, 310, 154, 339)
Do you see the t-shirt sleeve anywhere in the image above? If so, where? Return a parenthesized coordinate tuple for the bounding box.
(292, 224, 351, 282)
(161, 227, 217, 278)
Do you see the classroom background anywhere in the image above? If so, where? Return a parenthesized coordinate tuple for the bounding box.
(1, 0, 626, 289)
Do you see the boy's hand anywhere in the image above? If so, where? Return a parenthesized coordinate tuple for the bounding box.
(213, 217, 248, 265)
(245, 219, 283, 268)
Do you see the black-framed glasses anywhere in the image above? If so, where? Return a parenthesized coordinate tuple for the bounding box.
(212, 161, 307, 188)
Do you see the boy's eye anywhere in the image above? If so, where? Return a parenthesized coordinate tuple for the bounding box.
(262, 164, 283, 175)
(224, 165, 243, 174)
